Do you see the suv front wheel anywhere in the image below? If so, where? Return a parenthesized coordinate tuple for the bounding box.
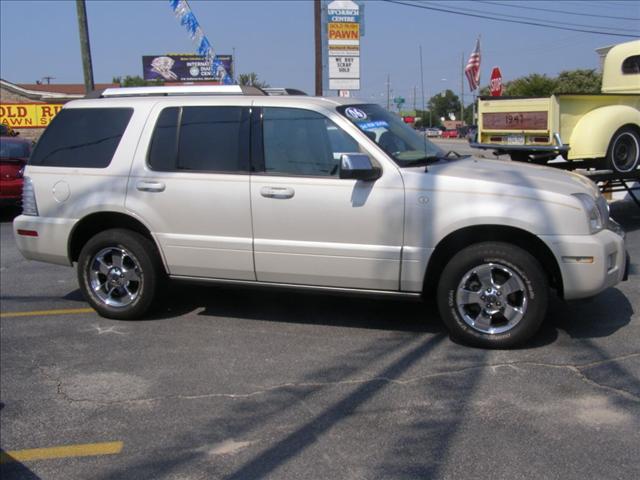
(77, 229, 164, 319)
(437, 242, 548, 348)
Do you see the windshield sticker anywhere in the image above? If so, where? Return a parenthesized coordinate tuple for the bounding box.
(358, 120, 389, 130)
(345, 107, 367, 120)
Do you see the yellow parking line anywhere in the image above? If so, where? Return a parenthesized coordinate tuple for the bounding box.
(0, 307, 94, 319)
(0, 441, 123, 463)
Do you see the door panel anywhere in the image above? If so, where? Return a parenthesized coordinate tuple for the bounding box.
(126, 102, 255, 280)
(250, 107, 404, 290)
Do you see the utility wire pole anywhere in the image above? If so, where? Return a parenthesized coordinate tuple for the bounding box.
(386, 74, 391, 111)
(419, 45, 429, 127)
(460, 52, 465, 124)
(76, 0, 94, 93)
(314, 0, 323, 96)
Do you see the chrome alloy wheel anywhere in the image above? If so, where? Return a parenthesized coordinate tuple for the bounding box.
(456, 262, 528, 335)
(89, 247, 143, 308)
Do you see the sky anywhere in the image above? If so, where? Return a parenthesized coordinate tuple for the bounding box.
(1, 0, 639, 107)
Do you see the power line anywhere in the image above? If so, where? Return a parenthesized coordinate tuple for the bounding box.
(382, 0, 640, 38)
(432, 0, 640, 33)
(477, 0, 640, 22)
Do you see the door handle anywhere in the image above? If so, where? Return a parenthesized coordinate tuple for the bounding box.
(136, 181, 166, 192)
(260, 186, 295, 199)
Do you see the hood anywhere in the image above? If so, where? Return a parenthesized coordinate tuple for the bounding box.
(423, 157, 599, 198)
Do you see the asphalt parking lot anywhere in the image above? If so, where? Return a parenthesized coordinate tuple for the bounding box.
(1, 197, 639, 480)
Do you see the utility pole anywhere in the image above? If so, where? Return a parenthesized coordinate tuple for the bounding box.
(412, 85, 416, 111)
(419, 45, 429, 127)
(76, 0, 94, 93)
(460, 52, 465, 124)
(232, 47, 236, 82)
(42, 76, 55, 85)
(386, 74, 391, 111)
(314, 0, 322, 96)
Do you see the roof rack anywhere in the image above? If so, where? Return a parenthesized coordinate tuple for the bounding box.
(91, 85, 266, 98)
(263, 87, 308, 96)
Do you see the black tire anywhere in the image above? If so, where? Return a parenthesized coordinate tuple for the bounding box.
(606, 127, 640, 173)
(437, 242, 548, 348)
(77, 228, 165, 320)
(509, 151, 530, 163)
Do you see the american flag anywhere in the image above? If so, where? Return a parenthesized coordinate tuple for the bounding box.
(465, 38, 481, 92)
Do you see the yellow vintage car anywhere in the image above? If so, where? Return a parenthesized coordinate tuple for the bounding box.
(473, 40, 640, 173)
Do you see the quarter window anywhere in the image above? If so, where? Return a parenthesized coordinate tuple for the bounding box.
(262, 108, 360, 177)
(622, 55, 640, 74)
(148, 106, 249, 173)
(30, 108, 132, 168)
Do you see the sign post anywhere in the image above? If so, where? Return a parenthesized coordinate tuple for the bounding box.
(327, 0, 361, 93)
(490, 67, 503, 97)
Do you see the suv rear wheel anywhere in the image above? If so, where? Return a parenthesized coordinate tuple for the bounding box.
(77, 229, 164, 319)
(437, 242, 548, 348)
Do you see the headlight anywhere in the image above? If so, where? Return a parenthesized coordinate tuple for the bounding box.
(572, 193, 607, 233)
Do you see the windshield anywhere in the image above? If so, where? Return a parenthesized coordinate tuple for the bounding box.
(337, 104, 444, 166)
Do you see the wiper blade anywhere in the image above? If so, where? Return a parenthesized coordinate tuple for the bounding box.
(442, 150, 471, 160)
(400, 155, 440, 166)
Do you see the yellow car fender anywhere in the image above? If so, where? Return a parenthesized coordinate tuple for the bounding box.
(567, 104, 640, 160)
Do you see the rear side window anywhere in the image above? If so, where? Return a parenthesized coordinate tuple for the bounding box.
(30, 108, 132, 168)
(622, 55, 640, 74)
(148, 106, 249, 173)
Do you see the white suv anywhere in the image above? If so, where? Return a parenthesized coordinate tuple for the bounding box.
(13, 85, 629, 347)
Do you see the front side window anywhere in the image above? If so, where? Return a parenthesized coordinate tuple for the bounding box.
(148, 106, 249, 173)
(262, 107, 360, 177)
(30, 108, 133, 168)
(338, 104, 444, 167)
(622, 55, 640, 74)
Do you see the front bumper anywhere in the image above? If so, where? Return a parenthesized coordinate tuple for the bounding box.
(539, 227, 628, 300)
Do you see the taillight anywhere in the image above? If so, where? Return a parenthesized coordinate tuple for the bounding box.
(21, 176, 39, 216)
(532, 136, 549, 143)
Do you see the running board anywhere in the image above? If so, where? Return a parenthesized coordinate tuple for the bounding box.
(170, 276, 423, 299)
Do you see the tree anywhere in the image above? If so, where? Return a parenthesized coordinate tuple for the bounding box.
(554, 69, 602, 94)
(112, 75, 163, 87)
(503, 73, 557, 97)
(237, 72, 270, 89)
(428, 90, 462, 122)
(476, 69, 602, 97)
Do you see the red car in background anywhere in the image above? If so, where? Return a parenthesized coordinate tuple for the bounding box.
(440, 129, 459, 139)
(0, 136, 31, 208)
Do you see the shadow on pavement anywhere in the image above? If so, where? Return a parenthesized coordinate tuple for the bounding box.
(549, 288, 633, 340)
(0, 207, 20, 224)
(0, 450, 42, 480)
(610, 199, 640, 233)
(0, 403, 42, 480)
(98, 333, 450, 479)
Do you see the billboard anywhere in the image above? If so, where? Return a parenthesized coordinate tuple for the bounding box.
(0, 103, 63, 129)
(142, 54, 233, 82)
(326, 0, 361, 91)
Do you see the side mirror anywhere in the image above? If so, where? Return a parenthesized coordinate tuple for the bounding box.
(339, 153, 381, 181)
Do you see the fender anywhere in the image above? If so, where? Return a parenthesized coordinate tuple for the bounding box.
(568, 104, 640, 160)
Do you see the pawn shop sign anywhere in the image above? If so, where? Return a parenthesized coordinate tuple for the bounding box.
(490, 67, 503, 97)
